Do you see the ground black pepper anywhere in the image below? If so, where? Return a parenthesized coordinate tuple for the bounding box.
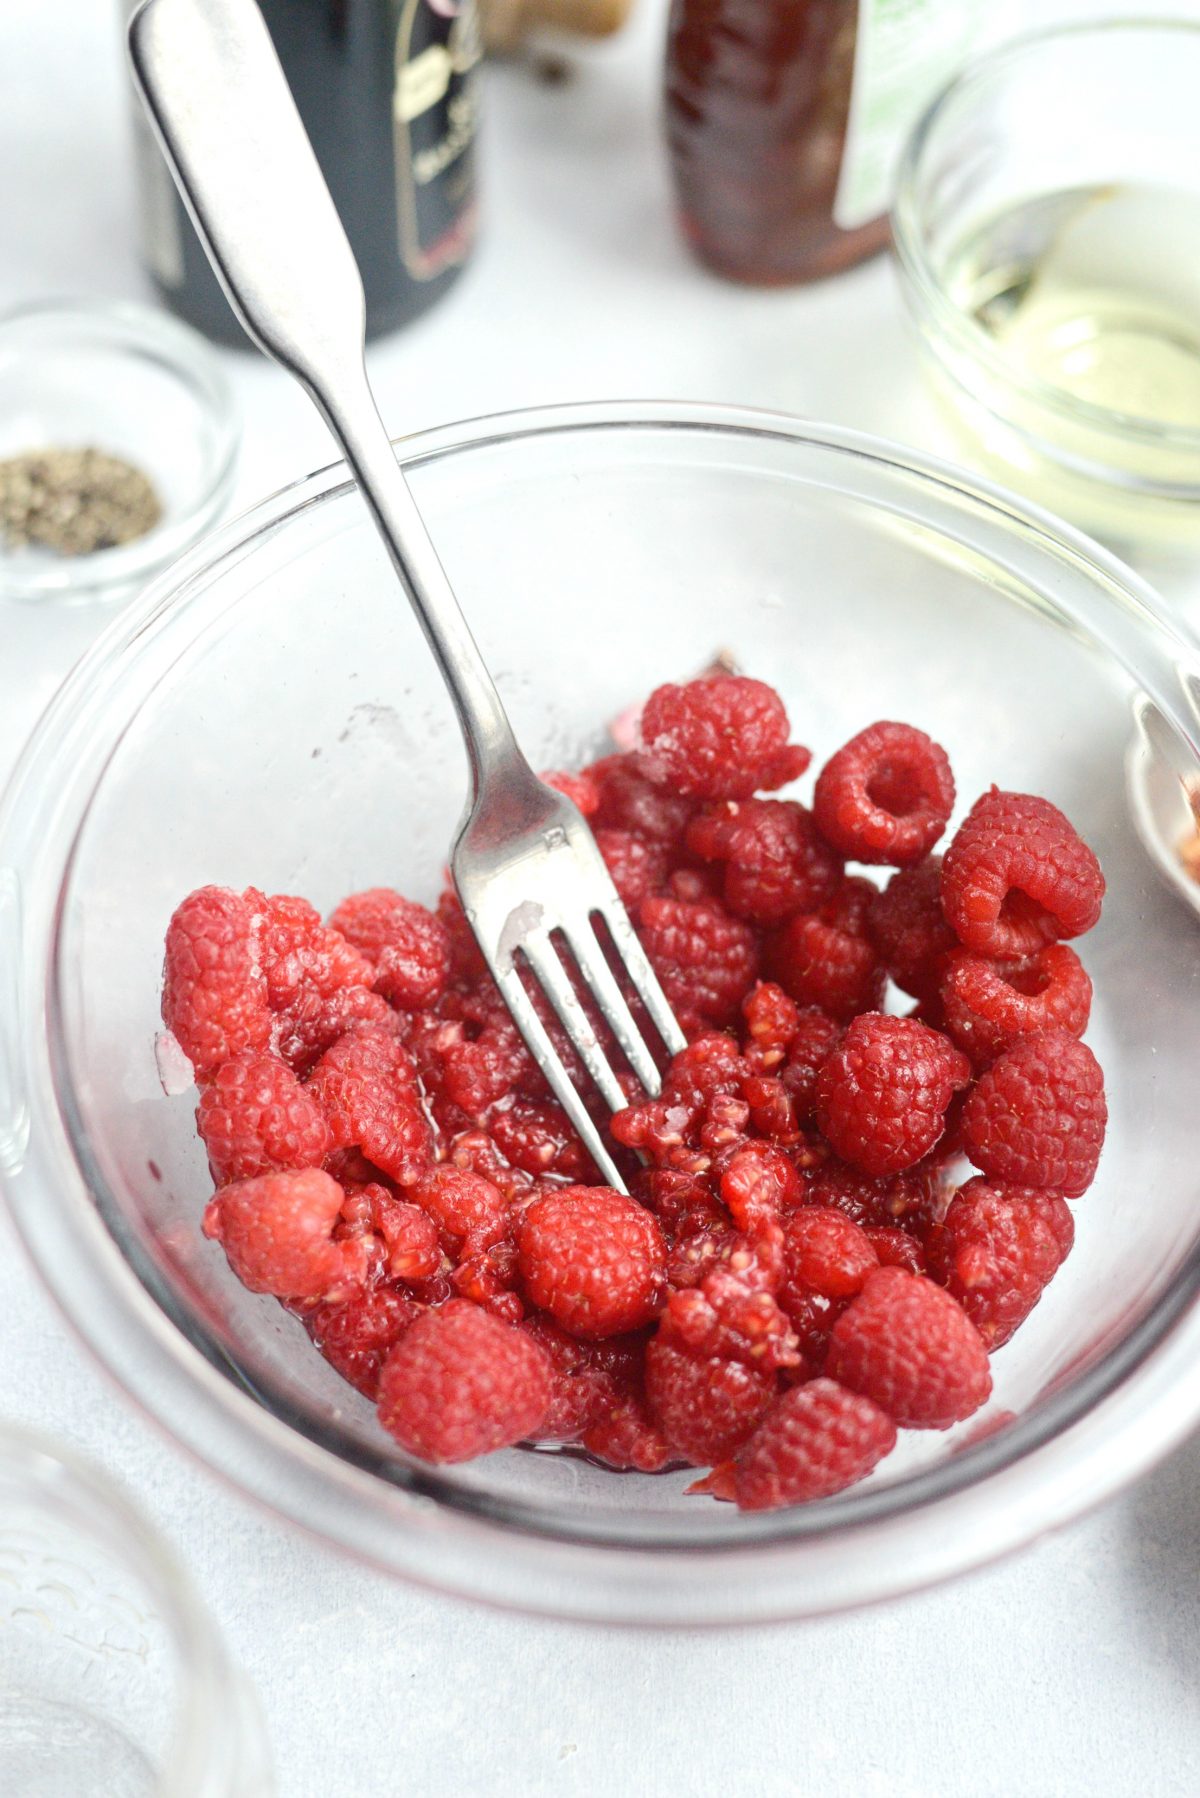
(0, 447, 162, 556)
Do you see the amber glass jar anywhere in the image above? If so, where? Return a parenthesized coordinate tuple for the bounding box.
(665, 0, 978, 286)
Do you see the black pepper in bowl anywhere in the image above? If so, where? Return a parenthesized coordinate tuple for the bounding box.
(0, 447, 162, 556)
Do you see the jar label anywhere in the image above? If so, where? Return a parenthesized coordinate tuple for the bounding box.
(393, 0, 481, 281)
(834, 0, 979, 231)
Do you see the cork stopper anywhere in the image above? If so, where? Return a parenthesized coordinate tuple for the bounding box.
(481, 0, 633, 54)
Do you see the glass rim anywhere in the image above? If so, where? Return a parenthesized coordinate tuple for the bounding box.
(891, 16, 1200, 460)
(0, 1420, 256, 1795)
(6, 399, 1200, 1617)
(0, 296, 240, 603)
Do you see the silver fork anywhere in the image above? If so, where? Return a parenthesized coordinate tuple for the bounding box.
(129, 0, 686, 1190)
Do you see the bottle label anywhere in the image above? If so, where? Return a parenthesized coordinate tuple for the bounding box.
(833, 0, 979, 231)
(394, 0, 481, 281)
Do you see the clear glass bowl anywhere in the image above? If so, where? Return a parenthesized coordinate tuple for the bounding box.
(0, 1423, 270, 1795)
(3, 402, 1200, 1625)
(892, 20, 1200, 551)
(0, 299, 239, 604)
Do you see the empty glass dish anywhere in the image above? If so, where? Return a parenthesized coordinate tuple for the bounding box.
(0, 1423, 270, 1795)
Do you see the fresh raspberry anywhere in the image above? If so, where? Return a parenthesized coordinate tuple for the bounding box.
(687, 799, 841, 926)
(698, 1090, 752, 1155)
(813, 722, 955, 867)
(305, 1284, 422, 1398)
(307, 1024, 434, 1186)
(719, 1142, 806, 1229)
(488, 1098, 593, 1181)
(250, 892, 389, 1075)
(450, 1242, 524, 1323)
(586, 752, 696, 847)
(666, 1220, 738, 1289)
(637, 1166, 724, 1241)
(407, 1164, 509, 1255)
(816, 1014, 970, 1176)
(196, 1050, 330, 1186)
(336, 1183, 443, 1282)
(376, 1300, 553, 1463)
(257, 892, 376, 1011)
(730, 1378, 898, 1510)
(162, 886, 271, 1076)
(662, 1235, 800, 1373)
(581, 1394, 677, 1472)
(435, 1015, 534, 1118)
(741, 981, 801, 1070)
(940, 944, 1092, 1063)
(445, 1128, 537, 1204)
(825, 875, 878, 936)
(777, 1009, 843, 1124)
(926, 1178, 1075, 1348)
(961, 1029, 1106, 1197)
(594, 827, 670, 911)
(826, 1266, 992, 1428)
(435, 888, 489, 986)
(864, 1225, 927, 1274)
(616, 1040, 748, 1170)
(203, 1168, 369, 1302)
(867, 858, 958, 1002)
(524, 1318, 644, 1440)
(540, 768, 601, 816)
(664, 865, 723, 904)
(272, 982, 394, 1078)
(637, 893, 759, 1032)
(517, 1188, 667, 1339)
(807, 1158, 948, 1238)
(637, 676, 809, 801)
(766, 912, 885, 1022)
(781, 1207, 879, 1300)
(737, 1075, 800, 1147)
(611, 1097, 699, 1167)
(941, 788, 1105, 957)
(645, 1339, 777, 1465)
(328, 888, 450, 1011)
(662, 1032, 748, 1106)
(778, 1287, 844, 1374)
(433, 984, 577, 1115)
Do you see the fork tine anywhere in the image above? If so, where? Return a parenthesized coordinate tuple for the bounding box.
(490, 957, 629, 1194)
(561, 916, 664, 1097)
(519, 932, 629, 1115)
(597, 902, 689, 1057)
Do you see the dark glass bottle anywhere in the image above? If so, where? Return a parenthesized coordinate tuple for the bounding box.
(131, 0, 480, 345)
(665, 0, 977, 286)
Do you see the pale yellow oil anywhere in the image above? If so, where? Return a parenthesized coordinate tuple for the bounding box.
(948, 184, 1200, 430)
(934, 183, 1200, 544)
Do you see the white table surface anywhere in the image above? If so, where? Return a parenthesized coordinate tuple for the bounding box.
(4, 1, 1200, 1792)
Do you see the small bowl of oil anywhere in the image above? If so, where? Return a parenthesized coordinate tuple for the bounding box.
(892, 19, 1200, 552)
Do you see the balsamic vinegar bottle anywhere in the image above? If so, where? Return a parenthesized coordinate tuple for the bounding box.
(130, 0, 481, 346)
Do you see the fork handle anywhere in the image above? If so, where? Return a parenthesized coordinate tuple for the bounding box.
(128, 0, 527, 795)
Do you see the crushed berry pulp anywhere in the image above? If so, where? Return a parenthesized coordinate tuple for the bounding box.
(161, 672, 1106, 1511)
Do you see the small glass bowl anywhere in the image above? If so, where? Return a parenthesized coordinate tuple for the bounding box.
(892, 20, 1200, 551)
(0, 1422, 271, 1795)
(0, 299, 239, 605)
